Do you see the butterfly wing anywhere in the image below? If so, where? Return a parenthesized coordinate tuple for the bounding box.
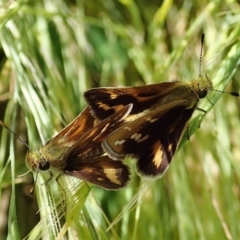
(52, 104, 133, 189)
(84, 82, 180, 120)
(64, 156, 130, 190)
(27, 105, 132, 190)
(67, 104, 133, 160)
(102, 100, 195, 178)
(48, 106, 96, 146)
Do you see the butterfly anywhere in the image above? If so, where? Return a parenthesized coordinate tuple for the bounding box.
(83, 34, 239, 178)
(24, 104, 133, 190)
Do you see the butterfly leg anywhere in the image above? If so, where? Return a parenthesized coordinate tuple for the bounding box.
(196, 107, 207, 128)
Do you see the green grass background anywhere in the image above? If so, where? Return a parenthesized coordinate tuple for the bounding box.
(0, 0, 240, 239)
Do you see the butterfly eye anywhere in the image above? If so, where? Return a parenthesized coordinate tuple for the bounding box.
(198, 89, 208, 99)
(39, 161, 50, 171)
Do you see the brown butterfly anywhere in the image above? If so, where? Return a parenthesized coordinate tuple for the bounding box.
(84, 34, 239, 178)
(22, 104, 133, 190)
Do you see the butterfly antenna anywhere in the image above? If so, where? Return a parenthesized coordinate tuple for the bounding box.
(0, 120, 31, 150)
(211, 89, 239, 97)
(199, 33, 205, 77)
(198, 34, 239, 97)
(201, 34, 239, 97)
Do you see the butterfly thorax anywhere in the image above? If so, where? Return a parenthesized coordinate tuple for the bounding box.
(153, 75, 213, 110)
(148, 77, 210, 111)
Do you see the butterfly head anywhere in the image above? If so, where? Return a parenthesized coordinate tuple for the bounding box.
(191, 74, 213, 99)
(26, 150, 50, 172)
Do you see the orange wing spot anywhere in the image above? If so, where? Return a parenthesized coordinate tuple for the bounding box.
(168, 143, 173, 153)
(114, 139, 126, 146)
(103, 169, 121, 185)
(152, 147, 163, 168)
(124, 126, 132, 131)
(146, 117, 158, 123)
(97, 102, 112, 111)
(130, 133, 149, 143)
